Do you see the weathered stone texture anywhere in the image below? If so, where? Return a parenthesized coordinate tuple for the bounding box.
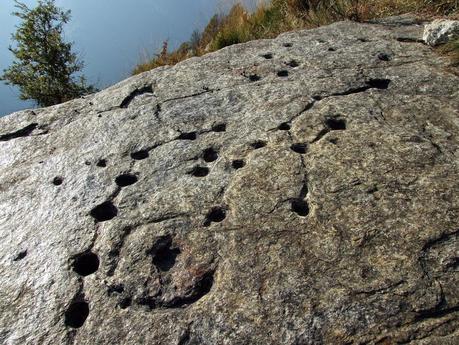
(423, 19, 459, 46)
(0, 19, 458, 345)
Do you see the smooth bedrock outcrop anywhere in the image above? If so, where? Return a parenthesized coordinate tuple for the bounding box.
(0, 17, 459, 345)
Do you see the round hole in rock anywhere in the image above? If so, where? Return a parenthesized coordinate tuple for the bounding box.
(115, 173, 138, 187)
(291, 143, 308, 154)
(251, 140, 266, 149)
(325, 118, 346, 131)
(283, 43, 292, 47)
(90, 201, 118, 222)
(287, 60, 299, 68)
(73, 252, 100, 276)
(328, 47, 336, 51)
(131, 150, 149, 160)
(366, 78, 391, 90)
(232, 160, 245, 169)
(152, 244, 181, 272)
(204, 207, 226, 226)
(178, 132, 197, 140)
(262, 53, 273, 59)
(277, 70, 289, 77)
(212, 123, 226, 132)
(248, 74, 261, 82)
(96, 159, 107, 167)
(291, 199, 309, 217)
(377, 52, 392, 61)
(189, 166, 209, 177)
(52, 176, 63, 186)
(278, 122, 291, 131)
(13, 250, 27, 262)
(203, 148, 218, 162)
(119, 297, 132, 309)
(65, 301, 89, 328)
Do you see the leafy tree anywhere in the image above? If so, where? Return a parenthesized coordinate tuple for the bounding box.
(1, 0, 96, 107)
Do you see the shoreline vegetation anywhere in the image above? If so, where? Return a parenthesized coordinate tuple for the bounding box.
(132, 0, 459, 76)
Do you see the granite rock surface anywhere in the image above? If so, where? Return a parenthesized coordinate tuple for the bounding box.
(0, 18, 459, 345)
(423, 19, 459, 46)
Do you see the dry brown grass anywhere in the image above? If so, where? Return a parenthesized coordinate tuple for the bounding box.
(132, 0, 459, 75)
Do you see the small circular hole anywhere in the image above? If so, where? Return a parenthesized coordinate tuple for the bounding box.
(189, 166, 209, 177)
(251, 141, 266, 149)
(278, 122, 291, 131)
(90, 201, 118, 222)
(65, 301, 89, 328)
(96, 159, 107, 167)
(232, 160, 245, 169)
(131, 150, 149, 160)
(277, 70, 289, 77)
(177, 132, 197, 140)
(248, 74, 261, 82)
(52, 177, 63, 186)
(72, 252, 100, 276)
(203, 148, 218, 162)
(115, 173, 138, 187)
(287, 60, 299, 68)
(290, 143, 308, 154)
(291, 199, 309, 217)
(212, 123, 226, 132)
(204, 207, 226, 226)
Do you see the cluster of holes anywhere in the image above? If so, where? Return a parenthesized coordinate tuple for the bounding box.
(204, 207, 226, 226)
(72, 252, 100, 277)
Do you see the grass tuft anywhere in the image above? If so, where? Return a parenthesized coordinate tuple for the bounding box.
(132, 0, 459, 75)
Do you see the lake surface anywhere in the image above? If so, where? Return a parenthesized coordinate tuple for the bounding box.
(0, 0, 258, 117)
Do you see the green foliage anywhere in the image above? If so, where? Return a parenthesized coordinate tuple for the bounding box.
(1, 0, 96, 107)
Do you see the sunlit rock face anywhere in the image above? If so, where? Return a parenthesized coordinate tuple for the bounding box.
(0, 17, 458, 345)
